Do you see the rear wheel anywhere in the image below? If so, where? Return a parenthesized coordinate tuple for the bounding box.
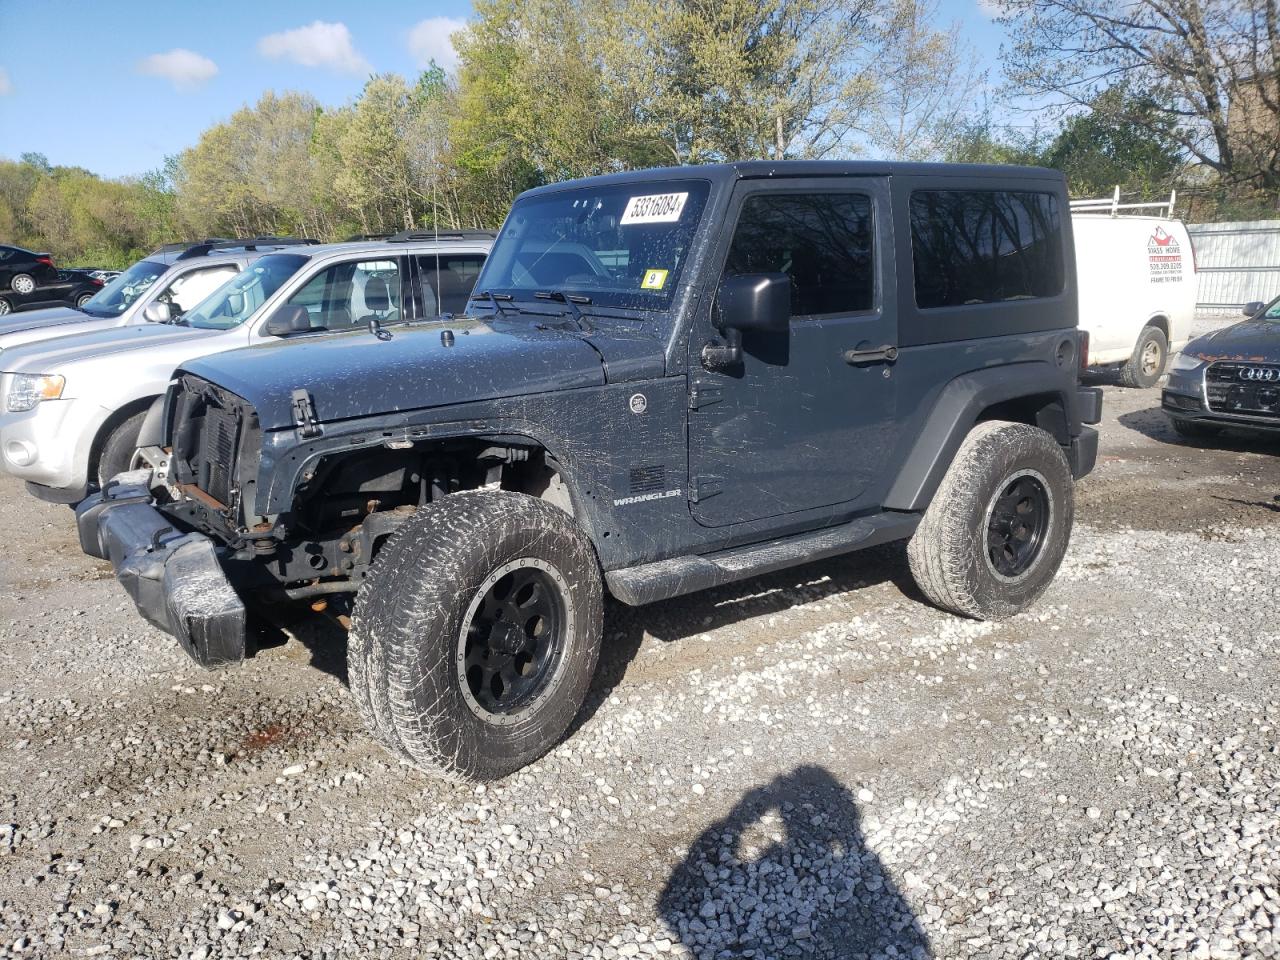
(347, 491, 603, 781)
(908, 421, 1074, 620)
(10, 273, 35, 296)
(1120, 325, 1168, 389)
(75, 292, 94, 307)
(95, 411, 148, 489)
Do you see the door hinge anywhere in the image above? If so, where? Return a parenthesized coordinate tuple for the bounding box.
(291, 388, 323, 439)
(690, 476, 723, 503)
(689, 383, 723, 410)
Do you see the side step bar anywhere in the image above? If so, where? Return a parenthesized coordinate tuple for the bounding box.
(605, 512, 921, 606)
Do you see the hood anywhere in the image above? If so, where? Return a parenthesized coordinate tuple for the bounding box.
(1185, 318, 1280, 363)
(0, 306, 91, 338)
(182, 318, 609, 430)
(0, 322, 222, 374)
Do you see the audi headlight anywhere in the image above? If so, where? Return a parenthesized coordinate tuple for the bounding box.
(1169, 352, 1205, 374)
(6, 374, 65, 412)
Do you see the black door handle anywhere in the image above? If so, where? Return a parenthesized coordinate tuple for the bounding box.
(844, 344, 898, 365)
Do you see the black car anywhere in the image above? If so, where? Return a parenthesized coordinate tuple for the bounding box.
(79, 161, 1101, 782)
(1163, 297, 1280, 437)
(0, 246, 103, 314)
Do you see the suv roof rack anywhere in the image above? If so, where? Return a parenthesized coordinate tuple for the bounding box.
(385, 229, 498, 243)
(172, 236, 321, 260)
(1070, 187, 1177, 218)
(345, 233, 392, 242)
(153, 238, 232, 254)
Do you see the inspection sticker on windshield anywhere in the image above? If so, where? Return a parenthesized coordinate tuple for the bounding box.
(620, 192, 689, 225)
(641, 269, 669, 290)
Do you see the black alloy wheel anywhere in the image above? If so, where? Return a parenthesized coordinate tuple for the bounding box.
(458, 558, 570, 724)
(985, 470, 1052, 579)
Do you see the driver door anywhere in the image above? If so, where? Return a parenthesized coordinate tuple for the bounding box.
(687, 178, 898, 527)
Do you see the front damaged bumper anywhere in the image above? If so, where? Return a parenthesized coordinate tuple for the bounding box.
(75, 476, 246, 667)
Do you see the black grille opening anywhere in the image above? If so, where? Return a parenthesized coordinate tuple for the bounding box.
(1206, 362, 1280, 419)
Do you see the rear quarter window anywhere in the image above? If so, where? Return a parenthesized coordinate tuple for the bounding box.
(910, 190, 1064, 309)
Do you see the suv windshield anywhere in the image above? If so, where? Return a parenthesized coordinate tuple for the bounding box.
(184, 254, 309, 330)
(477, 180, 711, 312)
(79, 259, 168, 318)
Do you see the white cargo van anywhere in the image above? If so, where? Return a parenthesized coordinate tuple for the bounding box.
(1071, 190, 1197, 388)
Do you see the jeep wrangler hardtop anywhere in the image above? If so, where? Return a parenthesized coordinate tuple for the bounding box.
(78, 161, 1102, 781)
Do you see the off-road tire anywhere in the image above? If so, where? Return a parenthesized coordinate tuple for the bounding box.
(9, 273, 35, 296)
(1170, 417, 1221, 440)
(907, 421, 1074, 621)
(95, 411, 148, 489)
(347, 490, 604, 781)
(1120, 325, 1168, 389)
(0, 297, 10, 316)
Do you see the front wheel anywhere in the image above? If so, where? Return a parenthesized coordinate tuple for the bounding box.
(908, 421, 1074, 620)
(1120, 325, 1168, 389)
(0, 297, 10, 316)
(347, 491, 604, 781)
(96, 411, 148, 488)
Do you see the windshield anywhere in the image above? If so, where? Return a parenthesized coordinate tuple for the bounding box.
(184, 254, 309, 330)
(476, 180, 711, 312)
(1264, 298, 1280, 320)
(79, 259, 168, 318)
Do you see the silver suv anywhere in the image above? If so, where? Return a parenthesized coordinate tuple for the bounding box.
(0, 238, 318, 354)
(0, 232, 493, 502)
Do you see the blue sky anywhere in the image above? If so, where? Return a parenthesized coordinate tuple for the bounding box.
(0, 0, 1009, 179)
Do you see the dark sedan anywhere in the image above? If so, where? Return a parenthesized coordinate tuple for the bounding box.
(1163, 297, 1280, 437)
(0, 245, 105, 314)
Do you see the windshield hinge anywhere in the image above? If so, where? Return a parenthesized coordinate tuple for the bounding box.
(291, 389, 322, 439)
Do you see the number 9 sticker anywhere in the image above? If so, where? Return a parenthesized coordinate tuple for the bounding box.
(641, 269, 669, 290)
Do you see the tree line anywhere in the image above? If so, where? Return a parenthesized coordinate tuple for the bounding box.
(2, 0, 1277, 268)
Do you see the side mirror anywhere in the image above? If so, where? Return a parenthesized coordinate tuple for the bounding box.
(142, 301, 171, 323)
(703, 273, 792, 368)
(263, 303, 311, 337)
(226, 291, 245, 315)
(1243, 301, 1265, 317)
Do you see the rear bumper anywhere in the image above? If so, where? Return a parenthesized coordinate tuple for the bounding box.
(1068, 427, 1098, 479)
(75, 476, 246, 667)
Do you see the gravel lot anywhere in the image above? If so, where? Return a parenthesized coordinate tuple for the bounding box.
(0, 383, 1277, 960)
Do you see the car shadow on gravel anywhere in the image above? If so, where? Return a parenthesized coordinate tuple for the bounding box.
(658, 764, 931, 960)
(574, 543, 920, 735)
(1116, 408, 1280, 454)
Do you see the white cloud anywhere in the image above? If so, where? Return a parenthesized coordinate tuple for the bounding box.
(976, 0, 1005, 17)
(258, 21, 371, 74)
(0, 68, 11, 96)
(407, 17, 467, 71)
(136, 49, 219, 91)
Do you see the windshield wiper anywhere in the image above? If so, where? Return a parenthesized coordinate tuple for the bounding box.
(535, 290, 594, 333)
(474, 290, 515, 317)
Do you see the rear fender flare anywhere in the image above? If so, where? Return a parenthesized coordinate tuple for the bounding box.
(883, 362, 1074, 512)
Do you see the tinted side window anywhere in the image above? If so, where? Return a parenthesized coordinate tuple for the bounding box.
(723, 194, 875, 316)
(416, 254, 486, 317)
(910, 191, 1063, 309)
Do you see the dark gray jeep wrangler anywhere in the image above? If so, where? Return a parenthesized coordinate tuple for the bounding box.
(78, 162, 1102, 781)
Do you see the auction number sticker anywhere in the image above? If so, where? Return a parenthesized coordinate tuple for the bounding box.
(620, 192, 688, 225)
(641, 268, 669, 290)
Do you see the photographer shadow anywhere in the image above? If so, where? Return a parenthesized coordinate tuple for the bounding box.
(659, 765, 931, 960)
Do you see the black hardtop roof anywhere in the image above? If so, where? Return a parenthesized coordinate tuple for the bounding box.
(518, 160, 1065, 201)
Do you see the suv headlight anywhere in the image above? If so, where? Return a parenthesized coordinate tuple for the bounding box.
(1169, 352, 1205, 374)
(6, 374, 65, 412)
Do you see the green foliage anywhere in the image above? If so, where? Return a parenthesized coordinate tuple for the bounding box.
(4, 0, 1263, 265)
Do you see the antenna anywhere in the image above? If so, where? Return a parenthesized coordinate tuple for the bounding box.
(432, 172, 443, 317)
